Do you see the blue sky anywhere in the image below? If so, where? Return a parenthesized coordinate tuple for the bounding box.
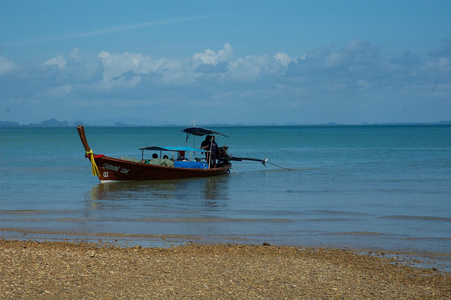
(1, 0, 450, 125)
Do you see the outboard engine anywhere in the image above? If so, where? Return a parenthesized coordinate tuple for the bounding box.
(217, 146, 231, 166)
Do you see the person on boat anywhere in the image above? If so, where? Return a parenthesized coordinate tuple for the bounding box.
(201, 135, 212, 164)
(160, 154, 174, 167)
(177, 151, 186, 161)
(201, 135, 211, 150)
(210, 136, 218, 168)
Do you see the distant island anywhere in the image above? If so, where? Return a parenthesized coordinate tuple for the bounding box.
(1, 118, 451, 128)
(0, 119, 87, 128)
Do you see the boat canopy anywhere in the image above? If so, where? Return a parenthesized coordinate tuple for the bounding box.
(181, 127, 228, 137)
(139, 145, 207, 163)
(182, 126, 228, 145)
(139, 146, 206, 152)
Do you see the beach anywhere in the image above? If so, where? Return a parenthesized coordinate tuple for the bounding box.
(1, 239, 450, 299)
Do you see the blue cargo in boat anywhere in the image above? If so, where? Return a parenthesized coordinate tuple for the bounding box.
(174, 161, 208, 169)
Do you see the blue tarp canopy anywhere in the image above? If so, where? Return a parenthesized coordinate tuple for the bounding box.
(139, 146, 206, 152)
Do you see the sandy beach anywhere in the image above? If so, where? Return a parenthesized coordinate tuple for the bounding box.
(0, 239, 450, 299)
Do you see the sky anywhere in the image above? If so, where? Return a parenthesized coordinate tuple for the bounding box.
(1, 0, 450, 126)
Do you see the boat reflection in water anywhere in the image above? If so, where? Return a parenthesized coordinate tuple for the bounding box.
(86, 175, 231, 211)
(81, 176, 235, 246)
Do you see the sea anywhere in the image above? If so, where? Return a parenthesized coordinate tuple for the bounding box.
(1, 125, 450, 263)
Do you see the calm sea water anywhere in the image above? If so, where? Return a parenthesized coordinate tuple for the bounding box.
(1, 126, 450, 255)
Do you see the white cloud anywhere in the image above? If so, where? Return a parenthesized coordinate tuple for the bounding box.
(5, 15, 226, 47)
(43, 55, 67, 69)
(70, 48, 81, 62)
(0, 56, 15, 74)
(227, 55, 271, 80)
(156, 59, 193, 85)
(226, 53, 294, 82)
(324, 52, 344, 68)
(274, 52, 294, 67)
(193, 43, 233, 68)
(2, 39, 451, 125)
(97, 51, 167, 84)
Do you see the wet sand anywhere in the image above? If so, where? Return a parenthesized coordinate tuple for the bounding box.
(1, 239, 450, 299)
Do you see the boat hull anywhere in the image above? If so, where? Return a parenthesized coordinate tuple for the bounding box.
(91, 155, 231, 182)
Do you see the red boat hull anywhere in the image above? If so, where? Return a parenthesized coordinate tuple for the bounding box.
(91, 155, 231, 182)
(77, 125, 232, 182)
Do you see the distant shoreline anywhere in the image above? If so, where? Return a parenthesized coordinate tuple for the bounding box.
(1, 118, 451, 128)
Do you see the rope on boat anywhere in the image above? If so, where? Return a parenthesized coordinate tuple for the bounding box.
(229, 156, 292, 171)
(86, 150, 101, 177)
(266, 160, 292, 171)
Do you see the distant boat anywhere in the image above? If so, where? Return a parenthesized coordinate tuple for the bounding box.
(77, 125, 265, 182)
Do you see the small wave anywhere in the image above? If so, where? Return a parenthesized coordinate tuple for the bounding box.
(380, 215, 451, 222)
(300, 218, 349, 222)
(0, 227, 200, 241)
(313, 210, 372, 216)
(286, 189, 347, 194)
(136, 217, 292, 223)
(328, 231, 394, 236)
(0, 210, 77, 215)
(402, 237, 451, 241)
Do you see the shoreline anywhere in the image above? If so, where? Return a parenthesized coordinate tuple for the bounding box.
(1, 239, 450, 299)
(2, 228, 451, 273)
(2, 228, 451, 271)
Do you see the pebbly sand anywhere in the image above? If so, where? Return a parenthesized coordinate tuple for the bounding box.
(0, 239, 450, 299)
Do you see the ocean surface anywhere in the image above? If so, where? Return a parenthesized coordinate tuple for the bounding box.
(1, 125, 450, 256)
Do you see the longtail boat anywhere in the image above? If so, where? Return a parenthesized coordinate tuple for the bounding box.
(77, 125, 266, 182)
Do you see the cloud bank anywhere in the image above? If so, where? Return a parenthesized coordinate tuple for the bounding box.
(1, 39, 450, 125)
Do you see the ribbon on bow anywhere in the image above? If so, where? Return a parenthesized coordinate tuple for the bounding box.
(86, 149, 101, 177)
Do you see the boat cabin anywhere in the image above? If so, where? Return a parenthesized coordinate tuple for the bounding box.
(139, 146, 210, 169)
(137, 126, 229, 169)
